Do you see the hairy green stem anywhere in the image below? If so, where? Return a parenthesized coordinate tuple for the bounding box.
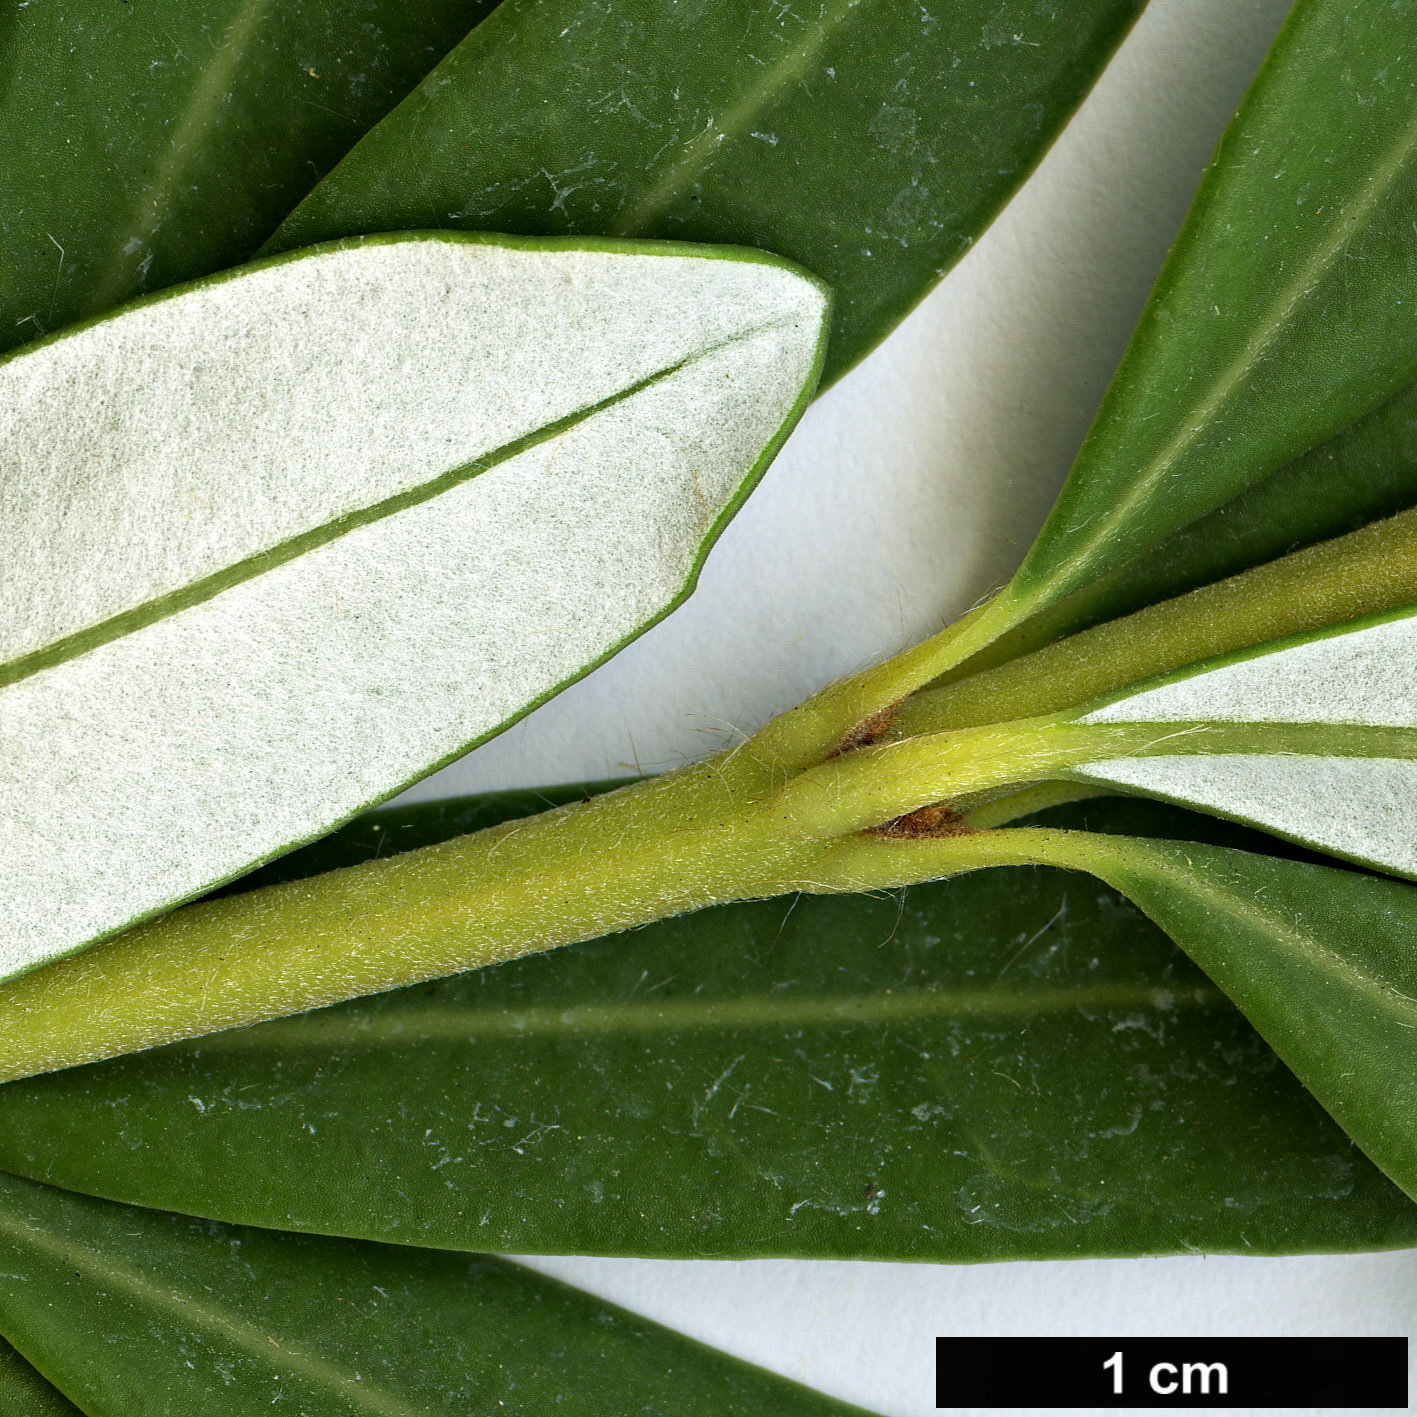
(959, 780, 1113, 828)
(898, 507, 1417, 735)
(777, 715, 1396, 840)
(8, 504, 1417, 1084)
(0, 764, 771, 1080)
(750, 594, 1025, 768)
(804, 823, 1126, 893)
(0, 726, 1084, 1082)
(772, 719, 1087, 837)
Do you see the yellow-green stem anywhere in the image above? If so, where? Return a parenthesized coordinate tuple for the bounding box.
(7, 503, 1410, 1085)
(806, 824, 1118, 892)
(0, 724, 1105, 1083)
(0, 758, 818, 1082)
(896, 507, 1417, 736)
(773, 718, 1228, 839)
(748, 593, 1025, 768)
(773, 719, 1074, 837)
(960, 780, 1113, 829)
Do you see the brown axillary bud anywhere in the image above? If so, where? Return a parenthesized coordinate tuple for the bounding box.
(867, 803, 972, 840)
(831, 703, 898, 757)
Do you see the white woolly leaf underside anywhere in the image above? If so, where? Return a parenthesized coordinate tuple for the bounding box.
(0, 237, 827, 979)
(1075, 612, 1417, 875)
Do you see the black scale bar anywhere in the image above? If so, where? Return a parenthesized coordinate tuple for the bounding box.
(936, 1337, 1408, 1408)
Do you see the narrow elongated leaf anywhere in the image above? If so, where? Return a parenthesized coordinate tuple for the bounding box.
(1001, 0, 1417, 621)
(0, 0, 499, 351)
(975, 373, 1417, 666)
(903, 505, 1417, 741)
(1067, 604, 1417, 877)
(0, 1337, 79, 1417)
(0, 232, 829, 981)
(0, 1172, 865, 1417)
(268, 0, 1147, 388)
(1076, 832, 1417, 1203)
(2, 795, 1413, 1263)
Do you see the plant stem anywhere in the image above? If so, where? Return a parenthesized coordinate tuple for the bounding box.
(0, 759, 787, 1081)
(772, 719, 1088, 837)
(803, 823, 1122, 893)
(0, 711, 1098, 1082)
(896, 507, 1417, 734)
(9, 505, 1415, 1083)
(749, 593, 1025, 768)
(960, 780, 1112, 829)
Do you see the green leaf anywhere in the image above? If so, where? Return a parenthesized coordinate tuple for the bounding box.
(998, 375, 1417, 656)
(0, 1172, 865, 1417)
(1073, 830, 1417, 1204)
(906, 502, 1417, 748)
(267, 0, 1148, 388)
(1001, 0, 1417, 622)
(2, 795, 1413, 1263)
(0, 232, 828, 981)
(0, 1337, 80, 1417)
(0, 0, 499, 351)
(1064, 603, 1417, 878)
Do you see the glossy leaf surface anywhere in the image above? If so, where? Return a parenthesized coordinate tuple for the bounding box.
(0, 232, 827, 981)
(1005, 0, 1417, 620)
(1007, 376, 1417, 654)
(1084, 832, 1417, 1203)
(978, 374, 1417, 667)
(0, 1337, 79, 1417)
(0, 0, 498, 352)
(270, 0, 1147, 388)
(0, 1172, 863, 1417)
(1070, 604, 1417, 878)
(1, 795, 1412, 1263)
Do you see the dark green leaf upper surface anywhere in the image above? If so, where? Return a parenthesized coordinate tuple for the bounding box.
(1, 794, 1412, 1264)
(1088, 833, 1417, 1206)
(0, 1336, 79, 1417)
(0, 1172, 866, 1417)
(269, 0, 1147, 387)
(987, 374, 1417, 660)
(1006, 0, 1417, 618)
(0, 0, 497, 352)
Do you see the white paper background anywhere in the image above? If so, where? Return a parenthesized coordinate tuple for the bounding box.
(396, 2, 1417, 1411)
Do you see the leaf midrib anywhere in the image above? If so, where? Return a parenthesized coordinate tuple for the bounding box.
(182, 979, 1226, 1053)
(1051, 90, 1417, 591)
(1075, 723, 1417, 761)
(84, 0, 278, 317)
(0, 1201, 429, 1417)
(2, 324, 773, 691)
(1146, 855, 1417, 1027)
(608, 0, 867, 236)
